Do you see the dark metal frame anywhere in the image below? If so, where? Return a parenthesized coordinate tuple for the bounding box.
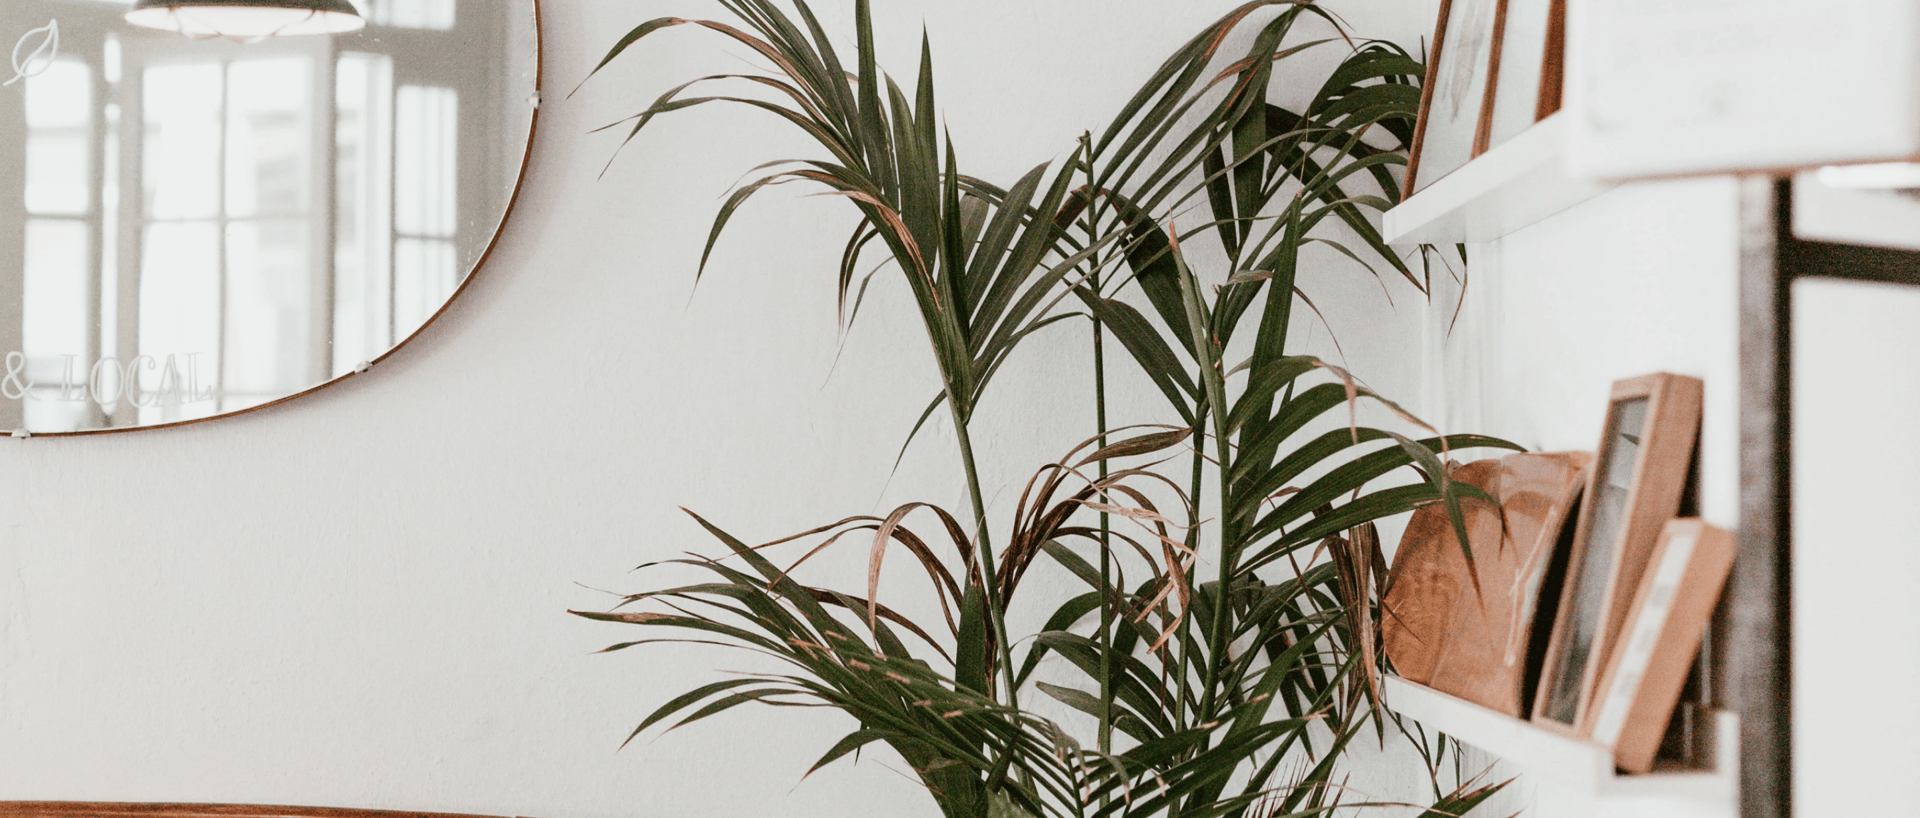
(1735, 174, 1920, 818)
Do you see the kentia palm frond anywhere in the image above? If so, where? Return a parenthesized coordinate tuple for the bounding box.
(581, 2, 1519, 816)
(575, 427, 1213, 818)
(581, 0, 1112, 709)
(1029, 4, 1524, 815)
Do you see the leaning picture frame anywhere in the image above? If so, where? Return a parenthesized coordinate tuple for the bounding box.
(1530, 372, 1703, 736)
(1479, 0, 1566, 152)
(1588, 519, 1737, 773)
(1405, 0, 1503, 197)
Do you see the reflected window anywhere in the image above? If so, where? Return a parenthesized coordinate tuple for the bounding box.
(1, 0, 499, 431)
(21, 59, 96, 432)
(332, 66, 461, 376)
(332, 52, 393, 373)
(393, 84, 457, 339)
(137, 53, 316, 423)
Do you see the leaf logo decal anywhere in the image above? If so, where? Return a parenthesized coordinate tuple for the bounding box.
(7, 19, 60, 88)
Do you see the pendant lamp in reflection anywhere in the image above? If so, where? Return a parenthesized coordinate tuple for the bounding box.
(125, 0, 366, 38)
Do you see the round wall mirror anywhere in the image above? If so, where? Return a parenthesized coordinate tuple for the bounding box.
(0, 0, 538, 433)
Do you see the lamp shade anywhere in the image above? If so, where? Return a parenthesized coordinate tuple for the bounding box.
(125, 0, 366, 38)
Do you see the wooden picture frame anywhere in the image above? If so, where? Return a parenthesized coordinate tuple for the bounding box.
(1404, 0, 1504, 198)
(1478, 0, 1567, 153)
(1587, 519, 1736, 773)
(1530, 373, 1703, 735)
(1537, 0, 1567, 120)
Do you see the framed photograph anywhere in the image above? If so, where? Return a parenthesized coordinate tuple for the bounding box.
(1588, 519, 1736, 773)
(1405, 0, 1503, 197)
(1479, 0, 1566, 152)
(1530, 373, 1703, 735)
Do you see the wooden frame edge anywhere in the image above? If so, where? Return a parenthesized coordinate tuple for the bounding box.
(1529, 372, 1704, 736)
(1589, 518, 1737, 773)
(1401, 0, 1453, 201)
(1471, 0, 1509, 158)
(1577, 373, 1704, 737)
(1534, 0, 1567, 120)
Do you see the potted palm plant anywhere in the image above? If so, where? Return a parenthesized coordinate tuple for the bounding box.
(573, 2, 1517, 815)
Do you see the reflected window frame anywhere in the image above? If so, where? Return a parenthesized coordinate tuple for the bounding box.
(0, 0, 514, 431)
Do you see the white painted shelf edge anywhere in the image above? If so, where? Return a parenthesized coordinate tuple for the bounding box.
(1382, 113, 1614, 246)
(1382, 675, 1738, 806)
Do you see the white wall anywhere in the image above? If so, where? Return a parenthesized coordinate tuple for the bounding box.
(0, 2, 1475, 817)
(1792, 278, 1920, 817)
(1423, 177, 1742, 530)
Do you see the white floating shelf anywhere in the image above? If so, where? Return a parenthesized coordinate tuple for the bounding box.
(1383, 113, 1614, 245)
(1383, 675, 1737, 813)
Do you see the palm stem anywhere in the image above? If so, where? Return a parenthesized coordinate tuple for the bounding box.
(1080, 134, 1116, 760)
(1172, 236, 1239, 742)
(1173, 414, 1205, 730)
(949, 402, 1020, 712)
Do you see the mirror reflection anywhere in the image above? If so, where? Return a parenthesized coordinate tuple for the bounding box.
(2, 0, 535, 432)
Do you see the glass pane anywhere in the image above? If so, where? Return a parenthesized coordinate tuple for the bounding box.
(223, 219, 311, 405)
(139, 221, 222, 396)
(23, 59, 91, 128)
(24, 133, 90, 217)
(394, 237, 454, 338)
(23, 220, 92, 383)
(144, 62, 224, 220)
(104, 33, 121, 86)
(334, 52, 394, 375)
(100, 101, 123, 366)
(23, 60, 93, 217)
(1539, 396, 1651, 724)
(226, 56, 312, 218)
(395, 84, 457, 239)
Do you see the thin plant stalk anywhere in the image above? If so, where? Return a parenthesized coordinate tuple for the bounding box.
(1079, 133, 1116, 760)
(1172, 412, 1204, 730)
(1175, 231, 1240, 757)
(949, 401, 1021, 712)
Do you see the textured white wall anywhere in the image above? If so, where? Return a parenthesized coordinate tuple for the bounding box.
(0, 2, 1461, 817)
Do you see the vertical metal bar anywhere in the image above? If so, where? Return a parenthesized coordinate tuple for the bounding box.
(1733, 174, 1793, 818)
